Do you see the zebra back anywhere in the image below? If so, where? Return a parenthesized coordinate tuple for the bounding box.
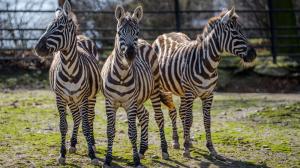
(77, 35, 99, 61)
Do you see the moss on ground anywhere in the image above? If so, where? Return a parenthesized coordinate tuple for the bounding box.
(0, 90, 299, 167)
(0, 69, 49, 90)
(249, 103, 300, 129)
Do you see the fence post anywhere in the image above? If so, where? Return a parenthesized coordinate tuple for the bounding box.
(268, 0, 277, 63)
(174, 0, 180, 32)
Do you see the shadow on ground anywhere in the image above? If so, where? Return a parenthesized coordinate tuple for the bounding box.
(152, 147, 269, 168)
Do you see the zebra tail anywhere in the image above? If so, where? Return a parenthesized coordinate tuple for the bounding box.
(160, 91, 175, 110)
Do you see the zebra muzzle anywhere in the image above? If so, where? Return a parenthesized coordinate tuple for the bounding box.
(243, 47, 256, 62)
(35, 37, 50, 57)
(124, 46, 136, 61)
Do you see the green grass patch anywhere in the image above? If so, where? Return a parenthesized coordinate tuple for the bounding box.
(0, 90, 299, 167)
(249, 103, 300, 128)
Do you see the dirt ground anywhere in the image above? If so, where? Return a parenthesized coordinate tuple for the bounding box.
(0, 90, 300, 168)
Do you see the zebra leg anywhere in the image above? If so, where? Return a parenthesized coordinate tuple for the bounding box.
(181, 92, 194, 158)
(56, 96, 68, 165)
(187, 106, 194, 148)
(137, 105, 149, 159)
(87, 97, 96, 152)
(127, 102, 141, 166)
(160, 92, 179, 149)
(68, 103, 81, 154)
(178, 97, 186, 153)
(151, 92, 169, 160)
(168, 103, 179, 149)
(104, 99, 116, 166)
(202, 94, 224, 160)
(169, 108, 180, 149)
(80, 97, 99, 165)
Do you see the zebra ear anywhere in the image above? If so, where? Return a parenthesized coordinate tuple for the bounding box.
(221, 7, 235, 23)
(115, 5, 125, 21)
(55, 7, 62, 18)
(63, 0, 72, 16)
(230, 7, 236, 15)
(132, 6, 143, 22)
(221, 8, 228, 13)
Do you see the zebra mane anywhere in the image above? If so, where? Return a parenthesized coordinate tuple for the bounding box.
(54, 7, 80, 34)
(77, 34, 90, 41)
(124, 12, 131, 17)
(196, 12, 225, 41)
(196, 10, 238, 42)
(119, 12, 138, 23)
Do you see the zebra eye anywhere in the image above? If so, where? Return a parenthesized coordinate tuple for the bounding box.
(231, 30, 238, 36)
(58, 25, 64, 30)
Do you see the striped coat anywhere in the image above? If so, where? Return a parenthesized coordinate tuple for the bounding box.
(35, 0, 101, 165)
(153, 8, 256, 159)
(100, 6, 169, 167)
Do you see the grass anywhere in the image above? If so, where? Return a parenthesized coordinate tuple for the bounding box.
(249, 103, 300, 129)
(0, 69, 48, 90)
(0, 90, 300, 168)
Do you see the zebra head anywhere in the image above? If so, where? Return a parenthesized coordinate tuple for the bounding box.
(115, 5, 143, 64)
(35, 0, 77, 57)
(217, 8, 256, 62)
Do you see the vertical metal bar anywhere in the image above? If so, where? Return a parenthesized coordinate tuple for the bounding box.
(174, 0, 180, 32)
(268, 0, 277, 63)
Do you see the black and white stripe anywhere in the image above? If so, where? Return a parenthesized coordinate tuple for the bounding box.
(101, 6, 169, 167)
(153, 8, 256, 159)
(35, 0, 101, 165)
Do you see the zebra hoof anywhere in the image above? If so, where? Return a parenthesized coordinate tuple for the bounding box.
(172, 142, 180, 149)
(69, 146, 76, 153)
(57, 157, 66, 165)
(139, 153, 145, 159)
(162, 152, 169, 160)
(102, 163, 111, 168)
(92, 145, 97, 152)
(189, 141, 193, 148)
(182, 150, 191, 158)
(211, 153, 226, 161)
(91, 158, 100, 166)
(136, 164, 144, 168)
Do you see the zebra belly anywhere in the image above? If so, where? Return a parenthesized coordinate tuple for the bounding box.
(160, 66, 185, 96)
(102, 81, 137, 108)
(183, 75, 218, 98)
(160, 67, 218, 98)
(51, 72, 96, 103)
(102, 68, 154, 108)
(136, 73, 154, 104)
(52, 82, 84, 103)
(194, 81, 217, 98)
(160, 78, 184, 96)
(135, 57, 155, 104)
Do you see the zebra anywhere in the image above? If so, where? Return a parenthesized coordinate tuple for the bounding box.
(100, 5, 169, 167)
(153, 8, 256, 159)
(34, 0, 101, 165)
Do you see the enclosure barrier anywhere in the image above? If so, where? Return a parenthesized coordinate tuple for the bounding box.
(1, 0, 300, 63)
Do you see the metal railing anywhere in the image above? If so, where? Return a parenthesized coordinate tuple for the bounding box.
(1, 1, 300, 63)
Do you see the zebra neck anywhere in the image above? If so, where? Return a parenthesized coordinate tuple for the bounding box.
(111, 49, 133, 82)
(200, 28, 222, 69)
(60, 37, 80, 78)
